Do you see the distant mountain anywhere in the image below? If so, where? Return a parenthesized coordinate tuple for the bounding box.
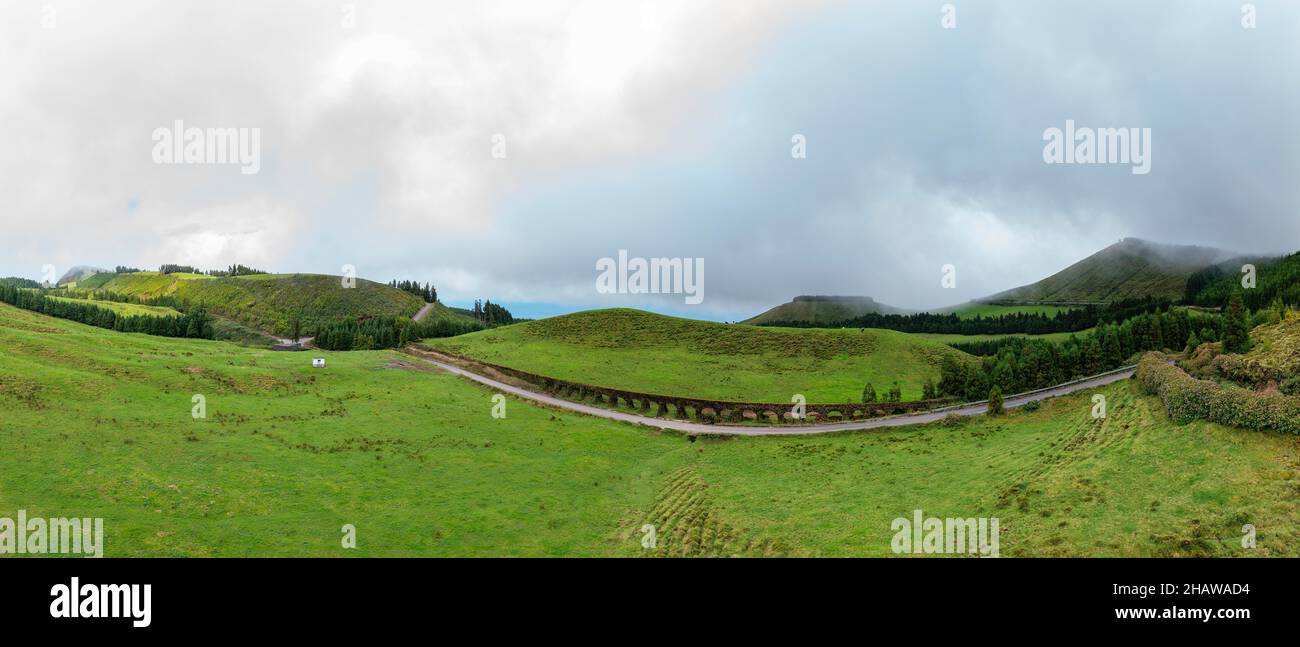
(983, 238, 1235, 304)
(56, 265, 107, 286)
(742, 295, 908, 325)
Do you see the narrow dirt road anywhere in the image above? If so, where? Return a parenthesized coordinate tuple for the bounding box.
(413, 302, 436, 322)
(407, 353, 1139, 436)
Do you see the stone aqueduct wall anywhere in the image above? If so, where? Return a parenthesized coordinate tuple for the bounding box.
(409, 348, 952, 424)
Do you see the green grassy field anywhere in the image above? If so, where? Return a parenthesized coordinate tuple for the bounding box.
(3, 302, 1297, 557)
(424, 308, 973, 402)
(913, 329, 1091, 345)
(46, 295, 183, 317)
(943, 303, 1075, 320)
(0, 303, 675, 556)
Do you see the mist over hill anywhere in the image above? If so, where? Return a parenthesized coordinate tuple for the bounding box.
(982, 238, 1235, 305)
(743, 295, 908, 325)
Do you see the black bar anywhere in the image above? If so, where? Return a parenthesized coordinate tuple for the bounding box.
(1, 558, 1285, 637)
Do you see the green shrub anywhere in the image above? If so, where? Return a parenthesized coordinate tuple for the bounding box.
(1213, 353, 1287, 387)
(1022, 399, 1041, 412)
(862, 383, 876, 404)
(1281, 376, 1300, 396)
(987, 386, 1004, 416)
(1137, 352, 1300, 434)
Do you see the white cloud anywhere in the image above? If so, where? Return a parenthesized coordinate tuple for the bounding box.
(147, 198, 303, 271)
(2, 0, 1297, 319)
(1, 0, 807, 275)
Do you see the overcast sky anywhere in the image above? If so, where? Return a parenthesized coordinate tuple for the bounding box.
(3, 0, 1298, 320)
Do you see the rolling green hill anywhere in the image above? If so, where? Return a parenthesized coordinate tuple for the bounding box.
(985, 238, 1232, 304)
(70, 271, 430, 336)
(743, 295, 907, 325)
(3, 302, 1297, 556)
(423, 308, 974, 402)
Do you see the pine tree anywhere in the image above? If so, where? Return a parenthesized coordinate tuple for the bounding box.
(862, 383, 877, 404)
(1223, 293, 1251, 353)
(987, 385, 1004, 416)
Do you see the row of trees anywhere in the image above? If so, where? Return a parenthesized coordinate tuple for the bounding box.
(312, 316, 485, 351)
(156, 264, 268, 277)
(938, 308, 1223, 402)
(389, 280, 438, 303)
(469, 299, 514, 325)
(158, 264, 200, 275)
(0, 284, 213, 339)
(0, 277, 41, 289)
(760, 298, 1171, 336)
(206, 264, 268, 277)
(861, 382, 904, 403)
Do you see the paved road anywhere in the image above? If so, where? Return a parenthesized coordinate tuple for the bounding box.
(408, 353, 1140, 436)
(413, 302, 436, 322)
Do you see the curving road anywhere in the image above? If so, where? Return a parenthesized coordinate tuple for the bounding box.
(407, 352, 1140, 436)
(413, 302, 436, 322)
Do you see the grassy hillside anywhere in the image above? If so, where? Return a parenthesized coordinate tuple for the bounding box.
(743, 295, 906, 325)
(77, 271, 426, 336)
(0, 302, 675, 556)
(1241, 314, 1300, 377)
(425, 308, 979, 403)
(417, 300, 477, 325)
(987, 238, 1231, 304)
(3, 302, 1297, 556)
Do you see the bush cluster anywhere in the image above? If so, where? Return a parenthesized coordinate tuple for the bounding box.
(1211, 353, 1287, 387)
(1137, 352, 1300, 435)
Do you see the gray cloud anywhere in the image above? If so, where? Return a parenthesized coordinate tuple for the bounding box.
(2, 1, 1297, 319)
